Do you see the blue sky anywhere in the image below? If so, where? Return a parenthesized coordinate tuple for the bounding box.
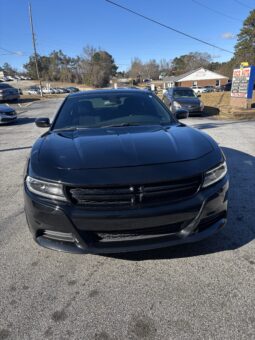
(0, 0, 253, 71)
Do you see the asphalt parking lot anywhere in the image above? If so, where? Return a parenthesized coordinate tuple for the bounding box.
(0, 98, 254, 340)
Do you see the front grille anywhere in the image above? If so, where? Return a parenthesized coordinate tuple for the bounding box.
(3, 111, 16, 116)
(66, 175, 202, 209)
(183, 105, 199, 110)
(95, 222, 186, 242)
(1, 117, 16, 122)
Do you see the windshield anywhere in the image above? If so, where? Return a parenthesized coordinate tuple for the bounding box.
(173, 89, 196, 98)
(52, 92, 173, 130)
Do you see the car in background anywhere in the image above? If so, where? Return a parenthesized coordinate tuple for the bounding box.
(55, 88, 69, 94)
(163, 87, 204, 115)
(42, 88, 55, 94)
(220, 82, 232, 92)
(192, 86, 204, 94)
(65, 86, 79, 93)
(51, 88, 61, 94)
(0, 83, 20, 102)
(27, 88, 40, 95)
(192, 86, 212, 94)
(143, 78, 152, 83)
(203, 86, 215, 92)
(24, 88, 228, 254)
(0, 104, 17, 124)
(2, 76, 11, 82)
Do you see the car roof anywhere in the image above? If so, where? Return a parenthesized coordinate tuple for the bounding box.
(0, 83, 11, 88)
(68, 87, 150, 98)
(170, 87, 194, 91)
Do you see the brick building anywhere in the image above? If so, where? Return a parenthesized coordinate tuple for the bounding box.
(163, 67, 229, 88)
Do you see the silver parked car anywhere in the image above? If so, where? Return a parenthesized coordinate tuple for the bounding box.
(163, 87, 204, 116)
(0, 105, 17, 124)
(0, 83, 20, 102)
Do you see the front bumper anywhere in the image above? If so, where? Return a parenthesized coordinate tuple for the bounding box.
(24, 177, 228, 254)
(0, 114, 17, 124)
(183, 106, 203, 113)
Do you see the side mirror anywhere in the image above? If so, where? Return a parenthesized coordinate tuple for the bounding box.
(197, 94, 201, 97)
(175, 109, 189, 119)
(35, 117, 50, 128)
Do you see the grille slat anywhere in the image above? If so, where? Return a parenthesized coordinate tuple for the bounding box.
(96, 222, 185, 242)
(67, 175, 201, 208)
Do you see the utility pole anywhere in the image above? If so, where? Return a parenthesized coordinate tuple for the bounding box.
(28, 2, 43, 96)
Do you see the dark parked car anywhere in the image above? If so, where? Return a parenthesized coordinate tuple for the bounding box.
(24, 89, 228, 254)
(220, 82, 232, 92)
(0, 104, 17, 124)
(65, 86, 80, 93)
(0, 83, 20, 102)
(203, 86, 215, 92)
(163, 87, 204, 115)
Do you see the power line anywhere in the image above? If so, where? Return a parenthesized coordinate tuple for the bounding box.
(0, 47, 23, 56)
(233, 0, 253, 10)
(105, 0, 234, 54)
(191, 0, 242, 22)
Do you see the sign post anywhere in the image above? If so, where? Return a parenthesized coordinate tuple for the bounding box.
(230, 65, 255, 109)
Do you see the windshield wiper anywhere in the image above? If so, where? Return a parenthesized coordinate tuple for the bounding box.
(100, 122, 142, 128)
(53, 126, 90, 132)
(52, 126, 78, 132)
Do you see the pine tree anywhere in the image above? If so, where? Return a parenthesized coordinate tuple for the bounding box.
(234, 10, 255, 65)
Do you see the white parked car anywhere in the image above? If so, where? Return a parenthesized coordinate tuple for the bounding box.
(42, 88, 55, 94)
(27, 89, 39, 95)
(192, 86, 213, 94)
(192, 86, 204, 94)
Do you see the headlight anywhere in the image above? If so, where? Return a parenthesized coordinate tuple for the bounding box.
(173, 101, 182, 109)
(202, 161, 227, 188)
(26, 176, 67, 201)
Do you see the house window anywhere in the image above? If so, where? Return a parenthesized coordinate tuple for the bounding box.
(216, 80, 220, 86)
(193, 81, 197, 87)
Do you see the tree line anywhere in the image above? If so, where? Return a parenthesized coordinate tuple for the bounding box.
(1, 9, 254, 86)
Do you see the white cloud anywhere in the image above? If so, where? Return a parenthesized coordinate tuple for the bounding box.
(221, 32, 236, 40)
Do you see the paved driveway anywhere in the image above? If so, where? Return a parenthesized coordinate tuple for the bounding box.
(0, 99, 254, 340)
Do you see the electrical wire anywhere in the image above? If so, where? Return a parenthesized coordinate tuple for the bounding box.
(105, 0, 234, 54)
(0, 47, 23, 56)
(191, 0, 242, 22)
(233, 0, 253, 10)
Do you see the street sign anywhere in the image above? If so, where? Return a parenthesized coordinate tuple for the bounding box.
(231, 66, 255, 99)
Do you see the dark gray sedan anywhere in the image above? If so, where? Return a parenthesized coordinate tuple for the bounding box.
(0, 83, 20, 102)
(163, 87, 204, 116)
(0, 104, 17, 124)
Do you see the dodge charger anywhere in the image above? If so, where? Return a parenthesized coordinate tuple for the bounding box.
(24, 89, 228, 254)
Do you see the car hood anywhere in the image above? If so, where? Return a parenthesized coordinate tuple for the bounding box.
(34, 125, 214, 170)
(0, 105, 15, 113)
(174, 98, 200, 105)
